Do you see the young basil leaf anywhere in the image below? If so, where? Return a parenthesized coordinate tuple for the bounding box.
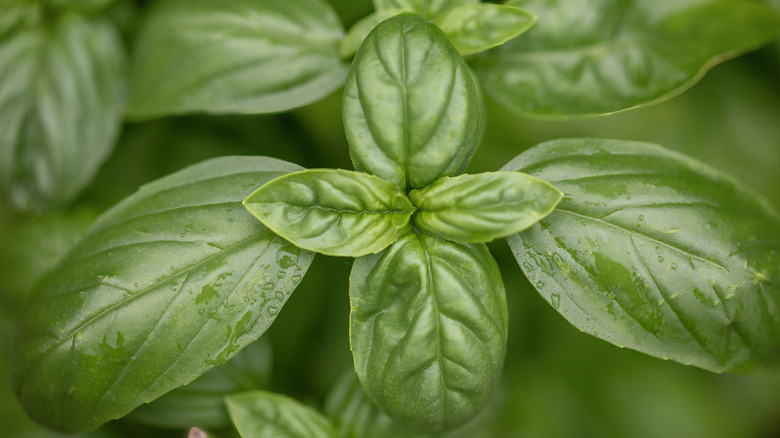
(128, 338, 272, 430)
(340, 9, 403, 59)
(475, 0, 780, 118)
(343, 15, 481, 191)
(0, 13, 125, 211)
(224, 391, 337, 438)
(372, 0, 475, 19)
(350, 231, 507, 433)
(504, 138, 780, 373)
(409, 171, 562, 243)
(243, 169, 415, 257)
(11, 156, 314, 433)
(126, 0, 347, 119)
(438, 4, 536, 56)
(323, 370, 427, 438)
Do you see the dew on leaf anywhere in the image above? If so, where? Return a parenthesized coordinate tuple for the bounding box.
(551, 293, 560, 309)
(657, 256, 664, 263)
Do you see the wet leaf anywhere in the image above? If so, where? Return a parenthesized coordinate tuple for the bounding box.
(350, 231, 507, 432)
(12, 156, 314, 432)
(504, 138, 780, 373)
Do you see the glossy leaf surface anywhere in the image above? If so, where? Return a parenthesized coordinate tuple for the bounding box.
(438, 4, 536, 56)
(409, 171, 562, 243)
(225, 391, 337, 438)
(504, 138, 780, 373)
(243, 169, 415, 257)
(128, 338, 272, 430)
(324, 371, 427, 438)
(476, 0, 780, 118)
(12, 156, 314, 433)
(372, 0, 475, 19)
(343, 15, 481, 191)
(127, 0, 347, 118)
(0, 14, 124, 211)
(350, 232, 507, 432)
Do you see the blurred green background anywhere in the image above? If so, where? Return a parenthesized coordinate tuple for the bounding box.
(1, 0, 780, 436)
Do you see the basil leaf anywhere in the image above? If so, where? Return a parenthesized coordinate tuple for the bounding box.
(243, 169, 415, 257)
(475, 0, 780, 118)
(438, 4, 536, 56)
(340, 9, 403, 58)
(409, 171, 562, 243)
(504, 138, 780, 373)
(224, 391, 337, 438)
(128, 338, 272, 430)
(372, 0, 475, 19)
(343, 15, 481, 191)
(350, 232, 507, 432)
(49, 0, 116, 13)
(324, 371, 427, 438)
(12, 156, 314, 433)
(127, 0, 347, 118)
(0, 14, 125, 211)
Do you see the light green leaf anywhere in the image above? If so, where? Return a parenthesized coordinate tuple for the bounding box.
(127, 0, 347, 118)
(49, 0, 116, 13)
(324, 370, 427, 438)
(409, 171, 562, 243)
(438, 4, 536, 56)
(475, 0, 780, 118)
(0, 13, 125, 211)
(128, 338, 272, 430)
(225, 391, 337, 438)
(12, 156, 314, 433)
(343, 15, 481, 191)
(504, 138, 780, 373)
(243, 169, 415, 257)
(372, 0, 475, 19)
(340, 9, 403, 58)
(350, 231, 507, 433)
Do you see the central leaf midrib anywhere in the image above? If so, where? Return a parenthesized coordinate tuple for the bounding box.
(270, 201, 414, 216)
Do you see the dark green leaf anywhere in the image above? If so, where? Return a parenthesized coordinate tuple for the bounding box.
(49, 0, 117, 13)
(350, 231, 507, 432)
(243, 169, 415, 257)
(343, 15, 481, 191)
(127, 0, 347, 118)
(12, 156, 314, 433)
(224, 391, 337, 438)
(324, 370, 427, 438)
(475, 0, 780, 118)
(372, 0, 475, 19)
(438, 4, 536, 56)
(409, 171, 562, 243)
(0, 14, 125, 211)
(128, 337, 272, 430)
(504, 138, 780, 373)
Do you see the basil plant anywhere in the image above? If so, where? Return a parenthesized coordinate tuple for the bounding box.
(7, 1, 780, 438)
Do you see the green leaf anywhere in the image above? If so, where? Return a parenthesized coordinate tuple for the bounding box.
(224, 391, 337, 438)
(11, 156, 314, 433)
(409, 171, 562, 243)
(244, 169, 415, 257)
(127, 0, 347, 118)
(372, 0, 475, 19)
(343, 14, 481, 191)
(324, 370, 427, 438)
(350, 231, 507, 433)
(340, 9, 403, 59)
(438, 4, 536, 56)
(0, 13, 125, 211)
(504, 138, 780, 373)
(128, 337, 272, 430)
(475, 0, 780, 118)
(49, 0, 117, 13)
